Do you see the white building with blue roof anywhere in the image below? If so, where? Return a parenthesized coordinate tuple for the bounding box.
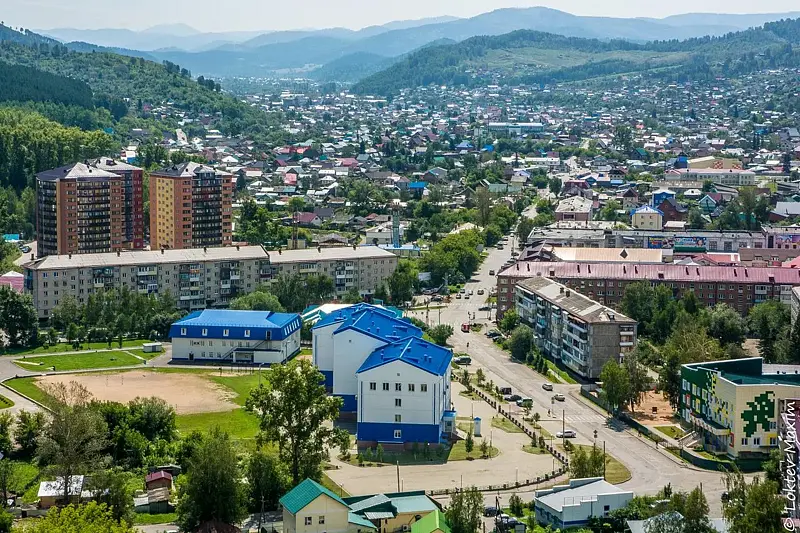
(311, 304, 455, 446)
(356, 337, 454, 447)
(169, 309, 302, 364)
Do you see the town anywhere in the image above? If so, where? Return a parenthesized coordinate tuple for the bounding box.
(0, 7, 799, 533)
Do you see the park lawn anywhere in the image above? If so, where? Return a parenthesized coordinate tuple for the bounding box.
(4, 339, 148, 356)
(544, 360, 578, 384)
(127, 348, 161, 360)
(492, 416, 524, 433)
(655, 425, 685, 440)
(134, 512, 177, 526)
(0, 394, 14, 409)
(522, 444, 548, 455)
(4, 377, 51, 406)
(321, 473, 351, 498)
(210, 373, 265, 406)
(13, 350, 144, 372)
(176, 408, 260, 440)
(570, 444, 632, 484)
(448, 441, 500, 461)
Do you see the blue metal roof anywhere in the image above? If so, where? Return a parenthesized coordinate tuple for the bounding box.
(313, 305, 421, 344)
(169, 309, 302, 341)
(356, 337, 452, 376)
(408, 182, 427, 189)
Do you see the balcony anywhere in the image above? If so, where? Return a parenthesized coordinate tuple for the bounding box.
(221, 280, 232, 289)
(229, 271, 241, 280)
(137, 268, 157, 276)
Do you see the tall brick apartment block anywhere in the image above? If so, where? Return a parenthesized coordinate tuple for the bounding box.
(36, 161, 144, 257)
(149, 162, 233, 250)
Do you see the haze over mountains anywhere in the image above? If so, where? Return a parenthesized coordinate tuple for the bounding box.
(36, 7, 800, 80)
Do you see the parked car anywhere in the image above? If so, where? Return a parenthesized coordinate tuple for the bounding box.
(485, 329, 502, 338)
(478, 305, 490, 311)
(552, 393, 565, 402)
(460, 288, 466, 293)
(455, 293, 462, 299)
(21, 246, 31, 253)
(489, 269, 495, 276)
(556, 430, 576, 438)
(496, 244, 504, 250)
(455, 356, 472, 365)
(467, 289, 474, 296)
(498, 386, 512, 395)
(511, 251, 519, 257)
(461, 323, 470, 333)
(504, 394, 522, 402)
(465, 294, 470, 299)
(431, 295, 443, 302)
(541, 383, 553, 391)
(484, 506, 499, 517)
(516, 397, 533, 408)
(477, 288, 485, 295)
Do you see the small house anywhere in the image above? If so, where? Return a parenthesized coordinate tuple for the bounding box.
(37, 476, 86, 509)
(145, 470, 173, 491)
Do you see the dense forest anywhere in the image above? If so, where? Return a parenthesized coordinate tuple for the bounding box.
(0, 61, 94, 108)
(352, 18, 800, 95)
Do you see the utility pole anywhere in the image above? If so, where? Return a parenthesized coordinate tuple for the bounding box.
(603, 441, 606, 480)
(396, 461, 400, 492)
(257, 493, 265, 532)
(562, 409, 565, 447)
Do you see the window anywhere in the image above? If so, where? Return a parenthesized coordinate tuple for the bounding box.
(244, 330, 250, 338)
(382, 383, 389, 391)
(395, 383, 402, 391)
(753, 437, 761, 446)
(395, 414, 402, 423)
(202, 328, 208, 336)
(370, 382, 376, 391)
(395, 398, 402, 407)
(304, 517, 312, 526)
(408, 384, 415, 392)
(741, 437, 748, 446)
(421, 384, 428, 392)
(319, 517, 325, 525)
(223, 329, 229, 337)
(181, 328, 187, 336)
(394, 429, 402, 439)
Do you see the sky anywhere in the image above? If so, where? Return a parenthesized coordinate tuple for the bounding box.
(6, 0, 800, 32)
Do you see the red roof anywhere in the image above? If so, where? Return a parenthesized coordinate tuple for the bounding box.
(499, 261, 800, 284)
(146, 471, 173, 483)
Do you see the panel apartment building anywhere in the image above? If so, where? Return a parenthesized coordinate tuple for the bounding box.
(36, 161, 144, 257)
(23, 245, 399, 319)
(149, 162, 233, 250)
(515, 276, 637, 379)
(497, 261, 800, 319)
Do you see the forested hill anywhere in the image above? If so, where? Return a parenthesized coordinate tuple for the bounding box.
(0, 23, 59, 47)
(352, 17, 800, 95)
(0, 61, 94, 108)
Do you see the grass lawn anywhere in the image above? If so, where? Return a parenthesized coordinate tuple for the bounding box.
(134, 512, 177, 526)
(4, 377, 51, 406)
(13, 350, 144, 372)
(569, 444, 632, 484)
(693, 449, 733, 464)
(492, 416, 524, 433)
(176, 408, 260, 440)
(128, 348, 161, 360)
(544, 360, 578, 384)
(299, 348, 312, 357)
(655, 425, 685, 440)
(321, 473, 350, 498)
(2, 339, 148, 356)
(448, 440, 500, 461)
(0, 394, 14, 409)
(522, 444, 548, 455)
(459, 390, 480, 400)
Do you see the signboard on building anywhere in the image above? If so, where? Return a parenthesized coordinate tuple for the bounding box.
(647, 236, 674, 249)
(674, 236, 707, 251)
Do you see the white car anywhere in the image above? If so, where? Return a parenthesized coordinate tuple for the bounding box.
(552, 393, 565, 402)
(541, 383, 553, 391)
(556, 430, 576, 438)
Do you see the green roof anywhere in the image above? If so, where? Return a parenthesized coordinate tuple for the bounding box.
(349, 512, 378, 530)
(279, 479, 348, 515)
(412, 510, 450, 533)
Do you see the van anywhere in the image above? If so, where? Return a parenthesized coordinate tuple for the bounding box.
(455, 356, 471, 365)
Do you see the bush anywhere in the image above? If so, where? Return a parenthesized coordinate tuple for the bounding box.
(509, 494, 524, 516)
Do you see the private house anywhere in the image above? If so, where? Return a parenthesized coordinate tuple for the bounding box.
(145, 471, 173, 491)
(169, 309, 302, 364)
(619, 188, 639, 210)
(38, 476, 88, 509)
(280, 479, 443, 533)
(555, 196, 594, 222)
(631, 205, 663, 230)
(657, 198, 688, 223)
(296, 212, 323, 227)
(651, 188, 675, 208)
(699, 194, 721, 214)
(534, 478, 633, 530)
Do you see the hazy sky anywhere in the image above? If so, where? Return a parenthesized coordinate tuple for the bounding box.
(7, 0, 800, 32)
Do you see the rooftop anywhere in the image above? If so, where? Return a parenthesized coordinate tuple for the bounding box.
(150, 161, 231, 178)
(685, 357, 800, 386)
(269, 246, 396, 264)
(517, 276, 635, 324)
(24, 246, 269, 270)
(173, 309, 300, 330)
(37, 162, 120, 182)
(357, 337, 453, 377)
(536, 478, 630, 513)
(279, 478, 348, 515)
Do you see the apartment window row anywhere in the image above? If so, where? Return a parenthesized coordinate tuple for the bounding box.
(372, 382, 428, 393)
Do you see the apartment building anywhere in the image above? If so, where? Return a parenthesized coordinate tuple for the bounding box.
(265, 246, 398, 298)
(666, 168, 756, 186)
(23, 246, 272, 319)
(90, 158, 145, 250)
(497, 261, 800, 319)
(149, 162, 233, 250)
(36, 161, 144, 257)
(515, 276, 637, 379)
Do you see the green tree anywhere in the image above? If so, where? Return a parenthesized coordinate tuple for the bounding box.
(0, 414, 12, 457)
(599, 360, 631, 414)
(229, 289, 286, 312)
(37, 381, 108, 504)
(788, 317, 800, 364)
(623, 353, 652, 413)
(723, 471, 783, 533)
(465, 429, 474, 454)
(428, 324, 454, 346)
(386, 260, 417, 305)
(508, 493, 524, 516)
(508, 325, 534, 361)
(687, 207, 705, 229)
(86, 468, 133, 524)
(517, 216, 535, 244)
(50, 295, 83, 331)
(247, 445, 289, 512)
(683, 486, 713, 533)
(659, 322, 723, 408)
(246, 359, 344, 485)
(475, 187, 492, 227)
(479, 439, 489, 458)
(548, 177, 562, 195)
(484, 224, 503, 246)
(0, 286, 38, 348)
(14, 409, 45, 458)
(445, 486, 483, 533)
(613, 125, 633, 152)
(748, 300, 790, 362)
(175, 427, 248, 532)
(499, 308, 520, 333)
(20, 502, 135, 533)
(620, 282, 655, 335)
(707, 303, 747, 347)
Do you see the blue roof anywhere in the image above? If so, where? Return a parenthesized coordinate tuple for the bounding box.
(313, 305, 422, 343)
(173, 309, 299, 329)
(408, 182, 427, 189)
(356, 337, 452, 377)
(634, 205, 663, 215)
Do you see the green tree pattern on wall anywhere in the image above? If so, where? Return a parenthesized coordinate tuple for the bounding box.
(741, 391, 774, 437)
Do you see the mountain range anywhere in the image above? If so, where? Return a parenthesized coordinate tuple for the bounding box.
(28, 8, 800, 82)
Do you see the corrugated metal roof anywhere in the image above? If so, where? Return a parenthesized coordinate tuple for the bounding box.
(357, 337, 452, 377)
(279, 479, 348, 515)
(173, 309, 300, 329)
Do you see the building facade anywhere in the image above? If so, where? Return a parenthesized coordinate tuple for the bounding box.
(497, 261, 800, 319)
(149, 162, 233, 250)
(515, 276, 637, 379)
(36, 161, 144, 257)
(631, 205, 663, 230)
(91, 158, 145, 250)
(534, 478, 633, 530)
(23, 246, 271, 319)
(169, 309, 301, 364)
(680, 358, 800, 459)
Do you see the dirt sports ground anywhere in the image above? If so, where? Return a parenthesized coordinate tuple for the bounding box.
(36, 371, 238, 414)
(626, 391, 677, 425)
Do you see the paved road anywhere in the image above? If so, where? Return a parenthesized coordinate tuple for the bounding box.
(419, 235, 733, 514)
